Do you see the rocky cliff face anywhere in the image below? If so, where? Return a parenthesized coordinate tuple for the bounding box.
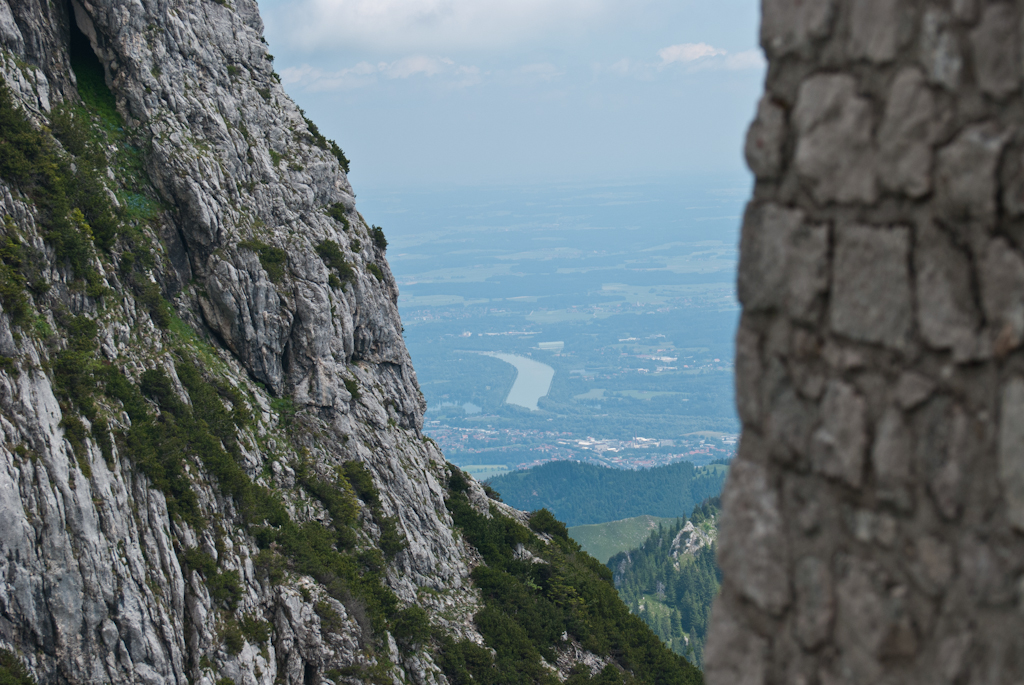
(0, 2, 701, 684)
(708, 1, 1024, 684)
(0, 1, 532, 683)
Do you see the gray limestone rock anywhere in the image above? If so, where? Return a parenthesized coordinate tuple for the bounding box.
(745, 96, 786, 179)
(710, 0, 1024, 681)
(738, 203, 829, 322)
(761, 0, 836, 57)
(811, 380, 867, 488)
(717, 456, 791, 616)
(847, 0, 903, 63)
(998, 377, 1024, 531)
(793, 74, 877, 204)
(794, 556, 834, 650)
(877, 68, 935, 198)
(970, 3, 1021, 99)
(935, 122, 1008, 235)
(703, 596, 768, 685)
(738, 203, 805, 312)
(920, 9, 963, 90)
(829, 224, 913, 350)
(979, 238, 1024, 355)
(914, 221, 982, 360)
(0, 0, 529, 681)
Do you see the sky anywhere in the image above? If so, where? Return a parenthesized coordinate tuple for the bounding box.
(257, 0, 764, 191)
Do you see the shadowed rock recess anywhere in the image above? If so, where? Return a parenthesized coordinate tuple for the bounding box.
(0, 1, 700, 684)
(707, 1, 1024, 683)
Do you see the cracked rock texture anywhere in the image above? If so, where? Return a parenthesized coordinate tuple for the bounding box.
(0, 0, 515, 683)
(709, 1, 1024, 683)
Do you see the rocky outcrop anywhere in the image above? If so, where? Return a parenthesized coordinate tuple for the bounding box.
(709, 1, 1024, 683)
(0, 0, 482, 683)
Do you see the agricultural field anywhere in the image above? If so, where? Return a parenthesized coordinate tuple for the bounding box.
(360, 178, 745, 471)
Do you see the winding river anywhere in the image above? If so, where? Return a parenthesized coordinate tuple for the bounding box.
(483, 353, 555, 411)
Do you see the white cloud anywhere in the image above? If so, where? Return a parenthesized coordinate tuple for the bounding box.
(279, 56, 481, 91)
(723, 49, 767, 70)
(658, 43, 727, 64)
(515, 63, 564, 82)
(383, 55, 453, 79)
(266, 0, 613, 53)
(654, 43, 764, 71)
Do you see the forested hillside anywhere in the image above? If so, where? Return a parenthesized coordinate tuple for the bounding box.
(486, 461, 727, 526)
(609, 499, 721, 667)
(443, 473, 704, 685)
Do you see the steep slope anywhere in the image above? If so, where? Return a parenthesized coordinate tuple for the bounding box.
(0, 2, 700, 684)
(569, 515, 679, 565)
(610, 500, 721, 668)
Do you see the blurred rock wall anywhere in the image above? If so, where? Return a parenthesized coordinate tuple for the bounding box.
(707, 1, 1024, 683)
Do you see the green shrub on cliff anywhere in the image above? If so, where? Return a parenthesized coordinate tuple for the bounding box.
(443, 481, 703, 685)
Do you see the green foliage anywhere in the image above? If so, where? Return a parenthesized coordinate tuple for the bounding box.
(181, 547, 244, 610)
(609, 499, 721, 667)
(296, 462, 358, 547)
(315, 600, 346, 634)
(326, 204, 350, 230)
(208, 569, 243, 610)
(447, 464, 470, 494)
(367, 263, 384, 282)
(342, 460, 379, 508)
(240, 614, 271, 643)
(238, 239, 287, 283)
(437, 637, 503, 685)
(251, 459, 403, 642)
(488, 461, 727, 527)
(102, 358, 284, 527)
(300, 113, 351, 173)
(371, 225, 387, 251)
(222, 621, 244, 655)
(182, 548, 217, 576)
(138, 280, 171, 328)
(378, 516, 405, 560)
(0, 85, 104, 286)
(0, 84, 45, 185)
(443, 491, 702, 685)
(343, 376, 360, 399)
(330, 140, 351, 174)
(91, 416, 114, 468)
(0, 228, 37, 327)
(253, 549, 286, 584)
(392, 605, 431, 648)
(529, 509, 569, 540)
(0, 649, 35, 685)
(316, 240, 355, 284)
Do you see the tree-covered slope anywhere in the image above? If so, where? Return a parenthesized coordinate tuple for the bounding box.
(487, 461, 727, 526)
(609, 500, 721, 668)
(443, 471, 704, 685)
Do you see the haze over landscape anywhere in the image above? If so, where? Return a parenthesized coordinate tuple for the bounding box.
(260, 0, 764, 478)
(258, 0, 764, 664)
